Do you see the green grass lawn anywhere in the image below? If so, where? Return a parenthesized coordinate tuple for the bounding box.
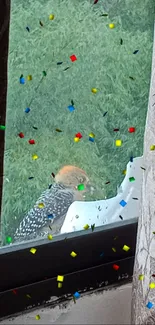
(1, 0, 155, 243)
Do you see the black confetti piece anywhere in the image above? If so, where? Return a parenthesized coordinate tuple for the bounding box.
(33, 126, 38, 130)
(48, 184, 53, 189)
(91, 224, 95, 232)
(120, 38, 123, 45)
(140, 166, 146, 171)
(105, 181, 110, 185)
(103, 111, 108, 117)
(133, 50, 139, 54)
(129, 76, 135, 80)
(39, 21, 43, 26)
(64, 67, 70, 71)
(119, 215, 123, 220)
(57, 62, 63, 65)
(71, 100, 74, 106)
(28, 177, 34, 180)
(132, 197, 138, 200)
(114, 128, 119, 132)
(51, 172, 55, 178)
(26, 26, 30, 32)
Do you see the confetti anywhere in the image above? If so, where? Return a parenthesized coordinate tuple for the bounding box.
(132, 197, 138, 200)
(30, 248, 37, 254)
(112, 247, 116, 252)
(139, 275, 144, 280)
(57, 62, 63, 65)
(94, 0, 99, 4)
(140, 166, 146, 171)
(150, 145, 155, 150)
(113, 264, 119, 270)
(105, 181, 110, 185)
(32, 154, 38, 160)
(26, 26, 30, 32)
(100, 252, 104, 257)
(146, 302, 153, 309)
(48, 234, 53, 240)
(0, 125, 6, 130)
(74, 292, 80, 299)
(129, 76, 135, 80)
(70, 54, 77, 62)
(20, 77, 25, 84)
(130, 156, 133, 162)
(74, 137, 80, 142)
(114, 128, 119, 132)
(58, 282, 62, 288)
(91, 224, 95, 232)
(48, 214, 54, 219)
(12, 289, 17, 295)
(83, 224, 90, 230)
(119, 215, 123, 220)
(26, 294, 31, 299)
(29, 139, 35, 144)
(91, 88, 98, 93)
(76, 132, 83, 139)
(149, 283, 155, 289)
(64, 67, 70, 71)
(128, 127, 135, 133)
(51, 173, 55, 178)
(71, 100, 74, 106)
(133, 50, 139, 54)
(57, 275, 64, 282)
(120, 38, 123, 45)
(38, 203, 45, 208)
(49, 14, 55, 20)
(6, 236, 12, 243)
(35, 315, 40, 320)
(39, 21, 43, 26)
(56, 128, 62, 132)
(70, 251, 77, 257)
(25, 107, 30, 113)
(109, 23, 115, 29)
(103, 111, 108, 117)
(18, 132, 24, 138)
(73, 295, 76, 304)
(68, 105, 75, 112)
(122, 170, 126, 175)
(42, 71, 47, 76)
(27, 75, 32, 81)
(28, 177, 34, 180)
(115, 139, 122, 147)
(119, 200, 127, 207)
(152, 274, 155, 277)
(100, 14, 108, 17)
(129, 177, 135, 182)
(77, 184, 85, 191)
(122, 245, 130, 252)
(89, 132, 95, 138)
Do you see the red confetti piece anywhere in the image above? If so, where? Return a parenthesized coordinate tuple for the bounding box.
(113, 128, 119, 132)
(51, 173, 55, 178)
(128, 127, 135, 133)
(152, 274, 155, 277)
(70, 55, 77, 62)
(113, 264, 120, 270)
(94, 0, 99, 3)
(29, 139, 35, 144)
(12, 289, 17, 294)
(75, 132, 83, 139)
(18, 132, 24, 138)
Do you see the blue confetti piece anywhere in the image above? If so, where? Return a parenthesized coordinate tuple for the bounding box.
(48, 214, 54, 219)
(68, 105, 75, 112)
(20, 77, 25, 84)
(89, 137, 95, 142)
(146, 302, 153, 309)
(133, 50, 139, 54)
(119, 200, 127, 207)
(25, 107, 30, 113)
(100, 252, 104, 257)
(74, 292, 80, 299)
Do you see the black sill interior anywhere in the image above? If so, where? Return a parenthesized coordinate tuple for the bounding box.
(0, 218, 138, 319)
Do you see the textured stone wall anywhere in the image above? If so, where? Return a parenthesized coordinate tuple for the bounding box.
(131, 23, 155, 324)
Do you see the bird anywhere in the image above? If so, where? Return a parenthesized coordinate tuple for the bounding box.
(14, 165, 93, 242)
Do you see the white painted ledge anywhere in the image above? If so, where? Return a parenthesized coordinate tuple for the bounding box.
(61, 156, 143, 234)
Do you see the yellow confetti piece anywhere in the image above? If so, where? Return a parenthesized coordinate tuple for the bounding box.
(70, 251, 77, 257)
(27, 75, 32, 81)
(38, 203, 45, 208)
(122, 169, 127, 175)
(57, 275, 64, 282)
(149, 282, 155, 289)
(109, 23, 115, 29)
(115, 139, 122, 147)
(49, 14, 55, 20)
(26, 294, 31, 298)
(58, 282, 62, 288)
(139, 275, 144, 280)
(150, 145, 155, 150)
(32, 154, 38, 160)
(74, 137, 80, 142)
(91, 88, 98, 93)
(48, 234, 53, 240)
(123, 245, 130, 252)
(35, 315, 40, 320)
(89, 132, 95, 138)
(83, 224, 90, 230)
(30, 248, 37, 254)
(112, 247, 116, 252)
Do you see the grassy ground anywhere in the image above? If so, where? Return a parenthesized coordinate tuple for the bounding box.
(1, 0, 155, 241)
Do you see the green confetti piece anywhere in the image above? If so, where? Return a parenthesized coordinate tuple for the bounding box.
(42, 71, 47, 76)
(77, 183, 85, 191)
(129, 177, 135, 182)
(6, 236, 12, 243)
(0, 125, 6, 130)
(91, 224, 95, 232)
